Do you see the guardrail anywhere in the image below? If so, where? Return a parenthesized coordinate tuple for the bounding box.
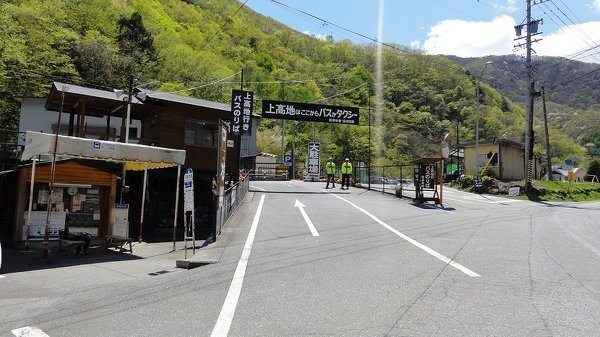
(214, 172, 250, 240)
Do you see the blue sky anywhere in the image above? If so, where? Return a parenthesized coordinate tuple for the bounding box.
(245, 0, 600, 63)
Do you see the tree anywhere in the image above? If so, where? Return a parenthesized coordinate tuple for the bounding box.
(117, 12, 157, 78)
(588, 160, 600, 182)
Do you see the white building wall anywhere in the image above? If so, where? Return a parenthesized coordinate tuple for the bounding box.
(18, 97, 141, 145)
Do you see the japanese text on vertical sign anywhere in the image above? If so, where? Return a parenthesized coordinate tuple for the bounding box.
(231, 89, 253, 135)
(307, 142, 320, 174)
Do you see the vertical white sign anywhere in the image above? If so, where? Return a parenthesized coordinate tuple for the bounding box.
(307, 142, 320, 180)
(184, 168, 194, 213)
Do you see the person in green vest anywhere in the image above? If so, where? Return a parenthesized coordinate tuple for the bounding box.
(341, 158, 353, 189)
(325, 157, 337, 189)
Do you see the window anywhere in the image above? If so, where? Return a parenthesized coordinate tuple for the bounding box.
(477, 152, 498, 168)
(184, 119, 217, 147)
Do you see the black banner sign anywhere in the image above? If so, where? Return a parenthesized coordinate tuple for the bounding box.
(262, 100, 359, 125)
(231, 90, 253, 135)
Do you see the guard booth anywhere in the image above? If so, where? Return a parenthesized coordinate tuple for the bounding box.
(413, 157, 442, 204)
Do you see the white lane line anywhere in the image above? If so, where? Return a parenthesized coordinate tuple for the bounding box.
(12, 326, 50, 337)
(294, 200, 320, 236)
(442, 196, 473, 204)
(211, 194, 265, 337)
(326, 192, 480, 278)
(287, 184, 293, 187)
(250, 186, 267, 191)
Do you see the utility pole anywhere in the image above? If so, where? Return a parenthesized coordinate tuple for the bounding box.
(515, 0, 543, 191)
(368, 86, 371, 191)
(541, 86, 552, 181)
(525, 0, 535, 190)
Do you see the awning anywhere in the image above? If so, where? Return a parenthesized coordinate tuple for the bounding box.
(21, 131, 185, 170)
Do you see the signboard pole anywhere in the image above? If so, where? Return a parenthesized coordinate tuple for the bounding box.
(183, 167, 195, 257)
(138, 164, 148, 243)
(215, 120, 228, 240)
(44, 85, 67, 258)
(172, 165, 181, 252)
(24, 159, 36, 251)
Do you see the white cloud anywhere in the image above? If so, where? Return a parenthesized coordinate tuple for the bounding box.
(423, 15, 516, 57)
(410, 40, 421, 50)
(536, 22, 600, 63)
(302, 30, 326, 40)
(495, 0, 518, 13)
(422, 15, 600, 64)
(588, 0, 600, 13)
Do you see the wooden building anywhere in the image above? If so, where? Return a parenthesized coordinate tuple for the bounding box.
(2, 82, 254, 246)
(462, 138, 541, 181)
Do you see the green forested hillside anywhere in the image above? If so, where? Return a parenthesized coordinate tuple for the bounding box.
(0, 0, 592, 173)
(449, 55, 600, 163)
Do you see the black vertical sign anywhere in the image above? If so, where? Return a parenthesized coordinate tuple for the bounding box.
(241, 90, 253, 135)
(231, 90, 253, 135)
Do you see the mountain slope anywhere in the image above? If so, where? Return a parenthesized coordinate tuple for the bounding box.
(448, 55, 600, 157)
(0, 0, 591, 171)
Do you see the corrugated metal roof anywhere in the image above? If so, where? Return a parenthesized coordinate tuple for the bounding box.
(52, 82, 143, 104)
(145, 90, 230, 111)
(49, 82, 232, 112)
(461, 138, 524, 149)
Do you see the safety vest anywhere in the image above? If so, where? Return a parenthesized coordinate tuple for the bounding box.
(341, 162, 353, 174)
(325, 161, 336, 175)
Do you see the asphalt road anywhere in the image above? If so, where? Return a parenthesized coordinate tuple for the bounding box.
(2, 180, 600, 336)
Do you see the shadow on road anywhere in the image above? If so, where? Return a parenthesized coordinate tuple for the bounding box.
(0, 245, 142, 275)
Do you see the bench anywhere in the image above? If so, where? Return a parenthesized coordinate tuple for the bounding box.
(105, 235, 133, 253)
(59, 239, 87, 255)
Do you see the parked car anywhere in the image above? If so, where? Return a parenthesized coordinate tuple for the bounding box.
(370, 176, 398, 185)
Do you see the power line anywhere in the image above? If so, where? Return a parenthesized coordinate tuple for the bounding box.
(309, 83, 366, 103)
(542, 1, 600, 63)
(548, 66, 600, 90)
(196, 0, 250, 54)
(264, 0, 469, 78)
(154, 71, 241, 95)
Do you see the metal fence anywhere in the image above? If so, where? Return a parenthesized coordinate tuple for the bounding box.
(250, 162, 291, 181)
(214, 173, 250, 240)
(1, 129, 25, 157)
(354, 164, 440, 202)
(0, 130, 25, 171)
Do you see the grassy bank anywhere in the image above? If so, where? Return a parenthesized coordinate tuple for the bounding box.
(456, 176, 600, 202)
(526, 180, 600, 202)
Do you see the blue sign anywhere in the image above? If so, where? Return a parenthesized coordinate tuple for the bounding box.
(284, 155, 292, 166)
(183, 168, 194, 212)
(565, 158, 573, 167)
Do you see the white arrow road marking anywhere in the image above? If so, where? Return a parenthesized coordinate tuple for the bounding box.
(12, 326, 50, 337)
(211, 194, 265, 337)
(294, 199, 320, 236)
(326, 191, 480, 278)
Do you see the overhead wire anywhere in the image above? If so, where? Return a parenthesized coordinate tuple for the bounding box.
(309, 83, 366, 103)
(529, 0, 600, 90)
(153, 71, 241, 95)
(541, 0, 600, 63)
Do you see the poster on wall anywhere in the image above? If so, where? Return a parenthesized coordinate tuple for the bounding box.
(22, 211, 66, 240)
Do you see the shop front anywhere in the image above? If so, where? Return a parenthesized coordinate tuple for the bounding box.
(16, 131, 186, 251)
(15, 159, 119, 245)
